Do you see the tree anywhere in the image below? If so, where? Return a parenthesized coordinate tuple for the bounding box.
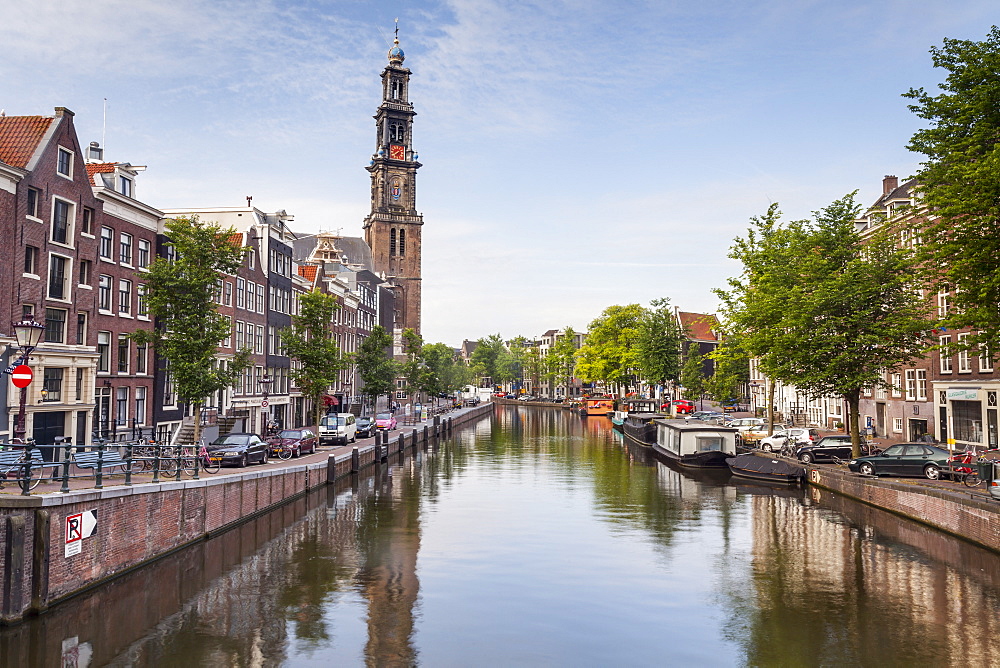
(355, 325, 397, 414)
(905, 26, 1000, 351)
(401, 328, 427, 404)
(679, 349, 706, 403)
(706, 334, 749, 405)
(636, 298, 684, 392)
(282, 288, 348, 437)
(575, 304, 644, 393)
(423, 342, 465, 399)
(132, 216, 250, 444)
(470, 334, 506, 387)
(549, 327, 579, 397)
(715, 196, 929, 457)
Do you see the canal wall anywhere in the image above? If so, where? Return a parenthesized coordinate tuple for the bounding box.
(805, 464, 1000, 553)
(0, 404, 493, 624)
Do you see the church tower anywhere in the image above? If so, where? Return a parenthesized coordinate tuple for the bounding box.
(363, 28, 423, 335)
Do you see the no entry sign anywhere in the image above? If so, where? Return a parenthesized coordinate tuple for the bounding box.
(10, 365, 32, 389)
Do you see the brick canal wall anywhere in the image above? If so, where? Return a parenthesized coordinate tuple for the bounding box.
(805, 464, 1000, 553)
(0, 404, 493, 624)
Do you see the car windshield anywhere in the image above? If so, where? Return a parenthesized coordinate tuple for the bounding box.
(376, 413, 391, 420)
(357, 417, 372, 424)
(213, 434, 250, 446)
(322, 416, 344, 426)
(278, 430, 303, 439)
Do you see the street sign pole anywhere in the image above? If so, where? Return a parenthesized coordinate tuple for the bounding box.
(10, 364, 34, 443)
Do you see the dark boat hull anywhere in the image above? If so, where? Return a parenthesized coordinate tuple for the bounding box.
(726, 453, 805, 484)
(622, 422, 657, 447)
(651, 443, 732, 468)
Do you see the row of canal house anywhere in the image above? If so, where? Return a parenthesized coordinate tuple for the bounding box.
(749, 174, 999, 451)
(0, 107, 397, 451)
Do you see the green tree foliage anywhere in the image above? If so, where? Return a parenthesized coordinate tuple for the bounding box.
(575, 304, 644, 390)
(401, 328, 427, 402)
(282, 288, 348, 433)
(706, 334, 749, 404)
(355, 325, 397, 413)
(470, 334, 507, 386)
(679, 349, 706, 402)
(423, 342, 468, 398)
(904, 26, 1000, 351)
(132, 216, 250, 443)
(715, 196, 928, 456)
(636, 298, 684, 388)
(549, 328, 579, 394)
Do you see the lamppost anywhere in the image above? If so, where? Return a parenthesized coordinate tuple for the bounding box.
(259, 374, 274, 435)
(11, 320, 45, 443)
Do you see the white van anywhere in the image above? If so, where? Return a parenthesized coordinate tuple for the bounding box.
(319, 413, 357, 445)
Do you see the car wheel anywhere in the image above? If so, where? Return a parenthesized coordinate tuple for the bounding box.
(924, 464, 941, 480)
(261, 450, 268, 465)
(761, 443, 773, 452)
(800, 453, 813, 464)
(240, 455, 248, 468)
(350, 434, 356, 443)
(859, 462, 875, 476)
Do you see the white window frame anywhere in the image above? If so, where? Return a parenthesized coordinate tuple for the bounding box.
(50, 197, 75, 247)
(957, 333, 971, 373)
(893, 417, 903, 433)
(939, 336, 952, 373)
(57, 147, 74, 179)
(119, 233, 133, 266)
(916, 369, 927, 401)
(980, 343, 993, 372)
(891, 373, 902, 398)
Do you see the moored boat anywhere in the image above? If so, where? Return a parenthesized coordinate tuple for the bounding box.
(651, 419, 737, 468)
(726, 453, 805, 484)
(621, 412, 664, 447)
(611, 398, 662, 430)
(580, 397, 616, 417)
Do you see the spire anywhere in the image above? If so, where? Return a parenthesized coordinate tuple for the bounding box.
(388, 18, 405, 65)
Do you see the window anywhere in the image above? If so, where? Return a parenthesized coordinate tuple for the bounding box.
(916, 369, 927, 401)
(115, 387, 128, 425)
(236, 278, 245, 309)
(100, 226, 114, 259)
(119, 233, 133, 265)
(236, 321, 245, 350)
(43, 368, 64, 401)
(223, 316, 232, 348)
(118, 176, 132, 197)
(76, 313, 87, 345)
(224, 281, 232, 306)
(255, 325, 264, 354)
(48, 255, 68, 299)
(135, 386, 146, 425)
(937, 290, 950, 318)
(82, 207, 93, 235)
(21, 305, 34, 320)
(137, 284, 148, 317)
(399, 229, 405, 256)
(44, 308, 66, 343)
(214, 279, 223, 304)
(390, 229, 396, 256)
(905, 369, 916, 401)
(893, 417, 904, 433)
(136, 342, 147, 374)
(980, 344, 993, 372)
(248, 250, 255, 270)
(26, 188, 40, 218)
(891, 373, 902, 397)
(52, 199, 72, 244)
(137, 239, 150, 268)
(953, 400, 983, 444)
(78, 259, 91, 285)
(117, 334, 129, 373)
(119, 279, 132, 314)
(97, 331, 111, 372)
(76, 367, 84, 401)
(256, 284, 264, 313)
(98, 275, 112, 310)
(940, 336, 952, 373)
(24, 245, 38, 275)
(163, 366, 175, 406)
(57, 147, 72, 177)
(958, 333, 971, 373)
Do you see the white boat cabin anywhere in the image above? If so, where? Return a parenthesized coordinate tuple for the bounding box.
(654, 419, 738, 457)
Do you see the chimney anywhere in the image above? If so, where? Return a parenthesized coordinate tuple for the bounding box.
(883, 175, 898, 195)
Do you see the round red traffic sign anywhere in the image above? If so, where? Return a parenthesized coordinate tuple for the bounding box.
(261, 400, 269, 408)
(11, 365, 32, 389)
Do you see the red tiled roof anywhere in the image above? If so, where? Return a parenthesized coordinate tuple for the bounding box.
(298, 265, 318, 282)
(85, 162, 118, 176)
(678, 312, 719, 342)
(224, 233, 244, 248)
(0, 116, 54, 168)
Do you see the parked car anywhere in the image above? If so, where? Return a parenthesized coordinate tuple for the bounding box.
(375, 413, 397, 431)
(848, 443, 952, 479)
(690, 411, 726, 423)
(730, 418, 765, 430)
(662, 399, 695, 414)
(355, 416, 376, 438)
(268, 428, 318, 458)
(758, 428, 820, 452)
(797, 435, 859, 463)
(319, 413, 357, 445)
(207, 433, 269, 467)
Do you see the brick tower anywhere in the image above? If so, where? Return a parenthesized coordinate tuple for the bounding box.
(363, 28, 423, 336)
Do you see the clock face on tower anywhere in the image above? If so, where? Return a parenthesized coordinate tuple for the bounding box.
(389, 144, 405, 160)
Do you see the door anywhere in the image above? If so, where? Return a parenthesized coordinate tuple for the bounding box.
(32, 411, 66, 460)
(908, 419, 928, 442)
(939, 406, 948, 444)
(876, 403, 886, 438)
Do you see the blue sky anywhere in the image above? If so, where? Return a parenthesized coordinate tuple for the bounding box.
(4, 1, 997, 346)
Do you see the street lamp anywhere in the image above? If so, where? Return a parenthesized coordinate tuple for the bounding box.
(259, 374, 274, 435)
(11, 320, 44, 442)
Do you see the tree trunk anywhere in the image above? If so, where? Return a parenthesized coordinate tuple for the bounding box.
(193, 403, 202, 445)
(314, 394, 323, 448)
(846, 390, 862, 459)
(766, 380, 776, 436)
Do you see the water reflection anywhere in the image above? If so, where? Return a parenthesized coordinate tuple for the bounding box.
(3, 407, 1000, 666)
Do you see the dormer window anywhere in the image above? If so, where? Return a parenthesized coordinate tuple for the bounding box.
(119, 176, 133, 197)
(57, 148, 73, 178)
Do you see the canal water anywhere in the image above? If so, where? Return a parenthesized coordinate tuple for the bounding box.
(5, 405, 1000, 666)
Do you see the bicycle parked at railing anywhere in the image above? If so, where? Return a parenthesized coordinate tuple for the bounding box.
(949, 448, 982, 487)
(178, 440, 221, 476)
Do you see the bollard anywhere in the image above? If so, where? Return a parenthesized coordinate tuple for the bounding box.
(95, 442, 105, 490)
(60, 441, 72, 493)
(152, 445, 162, 484)
(125, 442, 133, 486)
(412, 429, 418, 449)
(398, 433, 404, 452)
(423, 425, 429, 443)
(351, 446, 360, 473)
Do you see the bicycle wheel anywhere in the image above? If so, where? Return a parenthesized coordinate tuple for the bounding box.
(18, 469, 42, 493)
(964, 472, 982, 487)
(202, 455, 221, 474)
(180, 456, 198, 477)
(158, 456, 179, 478)
(276, 446, 293, 461)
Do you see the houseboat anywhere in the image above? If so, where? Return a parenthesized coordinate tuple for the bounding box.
(580, 397, 616, 417)
(726, 453, 805, 484)
(652, 419, 738, 468)
(621, 412, 664, 447)
(611, 398, 661, 430)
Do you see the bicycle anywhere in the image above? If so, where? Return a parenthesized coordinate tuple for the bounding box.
(949, 449, 982, 487)
(179, 441, 221, 476)
(268, 436, 294, 460)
